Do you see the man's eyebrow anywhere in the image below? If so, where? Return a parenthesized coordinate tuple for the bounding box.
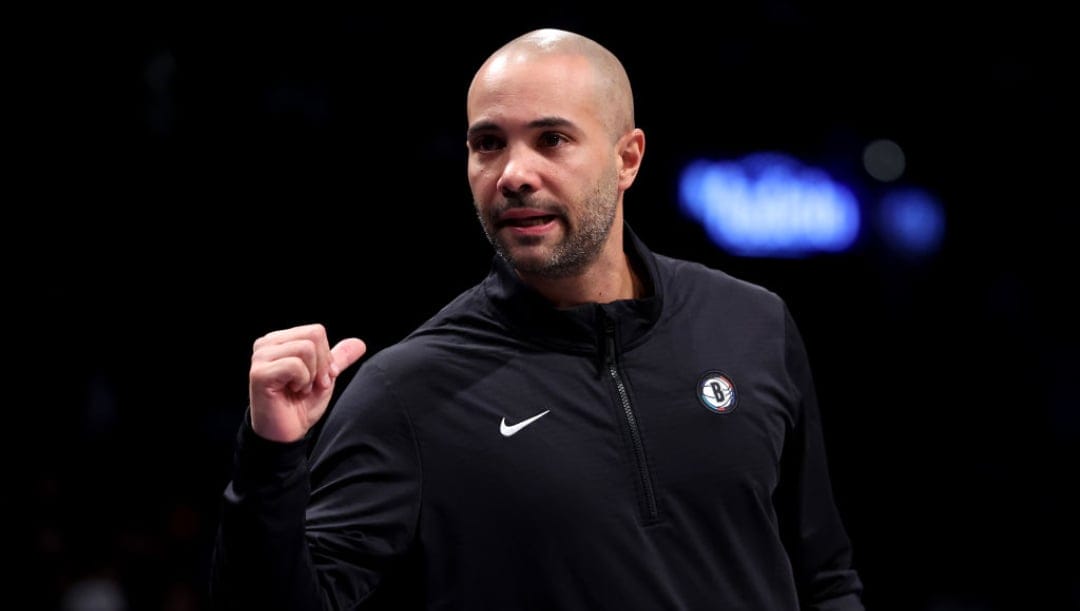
(527, 116, 574, 130)
(467, 116, 575, 139)
(466, 121, 499, 139)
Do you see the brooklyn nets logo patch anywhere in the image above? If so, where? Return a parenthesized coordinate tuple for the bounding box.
(697, 370, 738, 414)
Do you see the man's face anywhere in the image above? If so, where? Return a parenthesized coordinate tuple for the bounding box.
(466, 53, 622, 278)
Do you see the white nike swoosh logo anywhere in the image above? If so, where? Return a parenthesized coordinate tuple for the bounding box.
(500, 410, 550, 437)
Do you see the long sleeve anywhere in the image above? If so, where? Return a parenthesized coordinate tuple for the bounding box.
(210, 414, 322, 610)
(210, 361, 423, 610)
(776, 306, 866, 610)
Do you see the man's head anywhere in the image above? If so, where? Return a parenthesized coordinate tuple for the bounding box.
(466, 29, 645, 279)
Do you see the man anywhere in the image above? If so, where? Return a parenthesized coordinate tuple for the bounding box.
(211, 27, 865, 610)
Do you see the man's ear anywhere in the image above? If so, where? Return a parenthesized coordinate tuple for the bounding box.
(617, 128, 645, 190)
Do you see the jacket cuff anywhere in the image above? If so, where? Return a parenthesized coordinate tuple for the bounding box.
(231, 410, 310, 490)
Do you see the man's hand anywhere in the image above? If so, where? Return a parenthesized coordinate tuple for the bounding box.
(248, 323, 367, 442)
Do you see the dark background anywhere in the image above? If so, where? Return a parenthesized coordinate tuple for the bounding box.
(22, 4, 1076, 610)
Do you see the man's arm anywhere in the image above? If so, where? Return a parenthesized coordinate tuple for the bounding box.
(210, 324, 421, 610)
(210, 413, 321, 610)
(776, 307, 866, 611)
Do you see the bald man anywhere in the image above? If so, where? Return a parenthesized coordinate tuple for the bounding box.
(211, 29, 866, 610)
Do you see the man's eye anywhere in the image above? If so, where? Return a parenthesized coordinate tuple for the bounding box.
(472, 135, 503, 152)
(539, 133, 566, 147)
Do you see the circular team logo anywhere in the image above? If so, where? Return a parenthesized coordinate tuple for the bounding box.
(697, 371, 737, 414)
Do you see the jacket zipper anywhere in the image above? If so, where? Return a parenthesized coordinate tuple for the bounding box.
(602, 315, 659, 523)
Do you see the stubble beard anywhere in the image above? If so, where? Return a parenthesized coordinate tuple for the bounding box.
(476, 167, 620, 279)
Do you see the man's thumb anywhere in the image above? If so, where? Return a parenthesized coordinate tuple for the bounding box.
(330, 338, 367, 376)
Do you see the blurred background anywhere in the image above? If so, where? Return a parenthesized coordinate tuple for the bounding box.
(21, 3, 1076, 610)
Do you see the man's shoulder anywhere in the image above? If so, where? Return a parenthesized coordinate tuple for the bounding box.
(654, 252, 782, 305)
(362, 281, 499, 371)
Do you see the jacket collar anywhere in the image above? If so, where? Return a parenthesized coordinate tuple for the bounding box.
(482, 222, 663, 354)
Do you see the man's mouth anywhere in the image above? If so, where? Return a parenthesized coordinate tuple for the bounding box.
(499, 214, 558, 228)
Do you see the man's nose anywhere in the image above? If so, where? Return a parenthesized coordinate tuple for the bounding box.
(496, 145, 540, 196)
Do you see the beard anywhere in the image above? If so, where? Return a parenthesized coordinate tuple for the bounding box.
(475, 165, 620, 279)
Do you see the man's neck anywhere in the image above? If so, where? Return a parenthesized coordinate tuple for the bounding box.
(518, 244, 642, 309)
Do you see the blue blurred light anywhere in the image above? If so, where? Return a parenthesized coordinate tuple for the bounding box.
(679, 153, 860, 257)
(878, 188, 945, 257)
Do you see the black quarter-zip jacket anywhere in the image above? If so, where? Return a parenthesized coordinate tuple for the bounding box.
(212, 224, 865, 610)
